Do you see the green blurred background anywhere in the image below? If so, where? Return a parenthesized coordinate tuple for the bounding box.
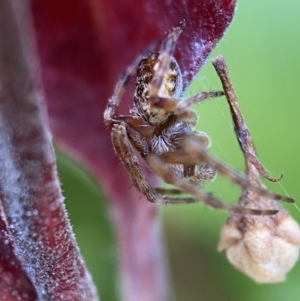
(56, 1, 300, 300)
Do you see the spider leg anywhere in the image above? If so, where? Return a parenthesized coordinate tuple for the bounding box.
(111, 122, 158, 203)
(154, 188, 184, 195)
(149, 19, 187, 103)
(212, 56, 283, 182)
(104, 43, 162, 126)
(150, 90, 224, 124)
(111, 122, 195, 204)
(104, 62, 138, 126)
(147, 153, 278, 215)
(160, 134, 294, 203)
(152, 91, 223, 111)
(115, 121, 279, 213)
(175, 91, 224, 119)
(110, 115, 154, 137)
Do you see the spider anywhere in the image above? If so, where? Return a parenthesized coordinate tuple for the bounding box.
(104, 19, 293, 215)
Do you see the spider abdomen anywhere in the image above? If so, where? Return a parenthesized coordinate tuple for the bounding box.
(133, 52, 183, 125)
(150, 117, 215, 186)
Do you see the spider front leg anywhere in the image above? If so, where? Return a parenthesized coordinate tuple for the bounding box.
(111, 121, 195, 205)
(158, 134, 293, 204)
(147, 152, 278, 215)
(104, 45, 161, 126)
(179, 135, 293, 203)
(149, 19, 187, 103)
(151, 90, 225, 124)
(111, 122, 158, 203)
(104, 60, 138, 126)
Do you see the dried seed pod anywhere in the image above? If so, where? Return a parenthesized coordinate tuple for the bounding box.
(218, 195, 300, 283)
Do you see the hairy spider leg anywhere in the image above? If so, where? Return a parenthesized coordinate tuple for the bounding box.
(147, 153, 278, 215)
(159, 135, 293, 204)
(174, 91, 224, 121)
(123, 119, 279, 214)
(104, 41, 163, 126)
(151, 90, 225, 124)
(149, 19, 187, 105)
(111, 122, 195, 204)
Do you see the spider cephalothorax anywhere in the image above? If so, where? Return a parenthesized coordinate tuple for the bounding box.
(104, 19, 293, 214)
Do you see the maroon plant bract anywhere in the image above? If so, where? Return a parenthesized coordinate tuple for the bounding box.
(0, 0, 236, 300)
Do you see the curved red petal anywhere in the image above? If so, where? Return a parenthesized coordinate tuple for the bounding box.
(29, 1, 237, 300)
(0, 2, 98, 300)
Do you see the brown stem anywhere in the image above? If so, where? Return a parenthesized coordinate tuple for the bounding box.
(212, 55, 282, 182)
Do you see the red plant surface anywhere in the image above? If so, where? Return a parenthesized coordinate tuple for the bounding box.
(0, 0, 236, 300)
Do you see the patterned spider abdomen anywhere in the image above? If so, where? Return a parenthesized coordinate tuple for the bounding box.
(133, 52, 183, 125)
(151, 115, 216, 186)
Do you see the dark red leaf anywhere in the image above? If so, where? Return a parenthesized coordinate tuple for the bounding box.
(0, 205, 36, 301)
(30, 0, 236, 193)
(30, 0, 236, 300)
(0, 0, 237, 300)
(0, 1, 97, 300)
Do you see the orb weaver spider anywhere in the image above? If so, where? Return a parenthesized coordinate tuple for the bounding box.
(104, 19, 293, 214)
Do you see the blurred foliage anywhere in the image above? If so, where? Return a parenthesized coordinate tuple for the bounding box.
(56, 1, 300, 300)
